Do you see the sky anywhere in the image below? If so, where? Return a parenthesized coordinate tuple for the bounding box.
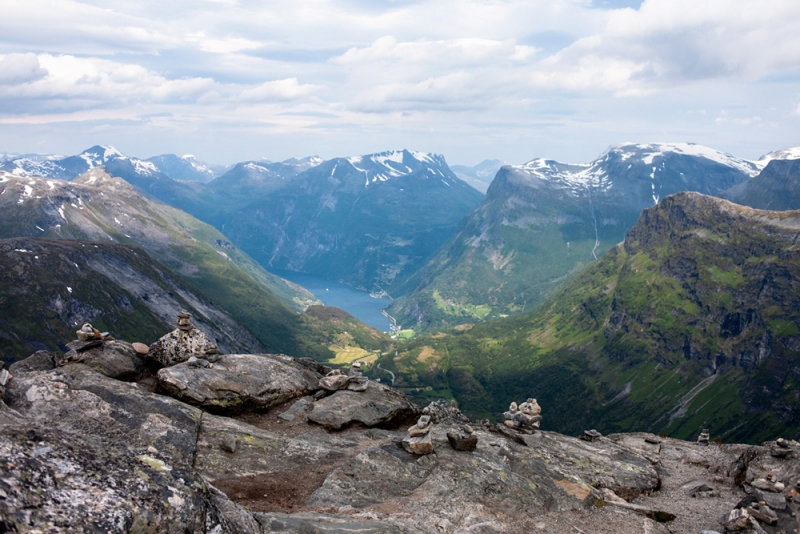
(1, 0, 799, 166)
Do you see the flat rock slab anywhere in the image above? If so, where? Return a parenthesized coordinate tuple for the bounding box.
(5, 365, 202, 461)
(157, 354, 321, 413)
(195, 413, 345, 482)
(255, 512, 403, 533)
(308, 426, 660, 529)
(307, 382, 420, 430)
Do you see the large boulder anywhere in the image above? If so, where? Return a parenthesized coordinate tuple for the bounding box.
(61, 339, 146, 380)
(5, 364, 202, 460)
(307, 381, 420, 429)
(157, 354, 322, 413)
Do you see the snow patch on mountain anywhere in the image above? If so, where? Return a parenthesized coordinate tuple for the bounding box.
(345, 149, 450, 187)
(758, 146, 800, 167)
(611, 143, 759, 177)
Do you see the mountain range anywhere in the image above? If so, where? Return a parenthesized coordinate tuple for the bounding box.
(388, 143, 761, 332)
(217, 149, 484, 292)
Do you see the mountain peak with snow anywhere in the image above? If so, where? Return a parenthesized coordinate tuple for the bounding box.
(757, 146, 800, 167)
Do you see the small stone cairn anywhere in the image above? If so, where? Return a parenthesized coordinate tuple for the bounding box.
(148, 311, 220, 367)
(402, 414, 434, 455)
(697, 428, 710, 445)
(317, 361, 368, 394)
(503, 398, 542, 434)
(59, 323, 106, 365)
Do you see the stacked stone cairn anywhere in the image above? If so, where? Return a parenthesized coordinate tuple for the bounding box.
(59, 323, 107, 365)
(697, 428, 710, 445)
(503, 398, 542, 434)
(317, 361, 368, 395)
(402, 415, 434, 455)
(147, 311, 220, 368)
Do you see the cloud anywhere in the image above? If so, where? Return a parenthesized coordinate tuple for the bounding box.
(238, 78, 320, 101)
(0, 53, 48, 85)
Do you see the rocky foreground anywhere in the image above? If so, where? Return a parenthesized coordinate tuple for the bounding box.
(1, 332, 799, 533)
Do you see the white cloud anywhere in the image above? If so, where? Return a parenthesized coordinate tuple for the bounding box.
(238, 78, 320, 101)
(0, 54, 48, 85)
(0, 0, 799, 163)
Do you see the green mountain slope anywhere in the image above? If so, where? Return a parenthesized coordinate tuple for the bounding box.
(0, 237, 265, 362)
(388, 143, 756, 333)
(380, 193, 800, 443)
(0, 169, 326, 360)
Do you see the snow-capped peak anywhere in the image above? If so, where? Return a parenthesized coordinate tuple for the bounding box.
(757, 146, 800, 167)
(343, 150, 449, 187)
(608, 142, 760, 177)
(181, 154, 196, 160)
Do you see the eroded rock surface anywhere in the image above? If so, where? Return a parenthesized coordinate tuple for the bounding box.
(157, 354, 322, 413)
(307, 381, 419, 429)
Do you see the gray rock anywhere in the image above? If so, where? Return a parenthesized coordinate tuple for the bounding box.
(62, 340, 145, 381)
(8, 350, 57, 374)
(753, 487, 787, 510)
(747, 503, 778, 525)
(157, 354, 320, 413)
(0, 401, 242, 533)
(194, 413, 344, 483)
(278, 396, 314, 421)
(221, 434, 237, 453)
(422, 398, 470, 425)
(6, 365, 202, 461)
(309, 428, 659, 528)
(149, 325, 219, 367)
(680, 479, 718, 498)
(307, 382, 420, 429)
(254, 512, 403, 533)
(402, 431, 434, 455)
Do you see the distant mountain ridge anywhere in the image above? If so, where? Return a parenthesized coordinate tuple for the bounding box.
(388, 142, 758, 331)
(218, 149, 484, 292)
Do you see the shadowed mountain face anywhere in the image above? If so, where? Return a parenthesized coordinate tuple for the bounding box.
(218, 149, 484, 292)
(0, 237, 264, 362)
(388, 143, 758, 332)
(0, 168, 329, 360)
(722, 158, 800, 211)
(380, 192, 800, 443)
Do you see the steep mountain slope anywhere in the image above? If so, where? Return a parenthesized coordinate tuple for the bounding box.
(203, 157, 323, 222)
(380, 192, 800, 443)
(147, 154, 227, 183)
(722, 158, 800, 210)
(0, 237, 263, 362)
(450, 159, 506, 193)
(219, 149, 484, 292)
(389, 143, 757, 332)
(0, 169, 326, 359)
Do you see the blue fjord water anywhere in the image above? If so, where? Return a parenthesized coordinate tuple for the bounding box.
(271, 270, 393, 332)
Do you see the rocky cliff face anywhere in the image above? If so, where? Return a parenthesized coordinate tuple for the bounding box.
(4, 332, 798, 533)
(380, 193, 800, 444)
(388, 143, 757, 332)
(722, 159, 800, 211)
